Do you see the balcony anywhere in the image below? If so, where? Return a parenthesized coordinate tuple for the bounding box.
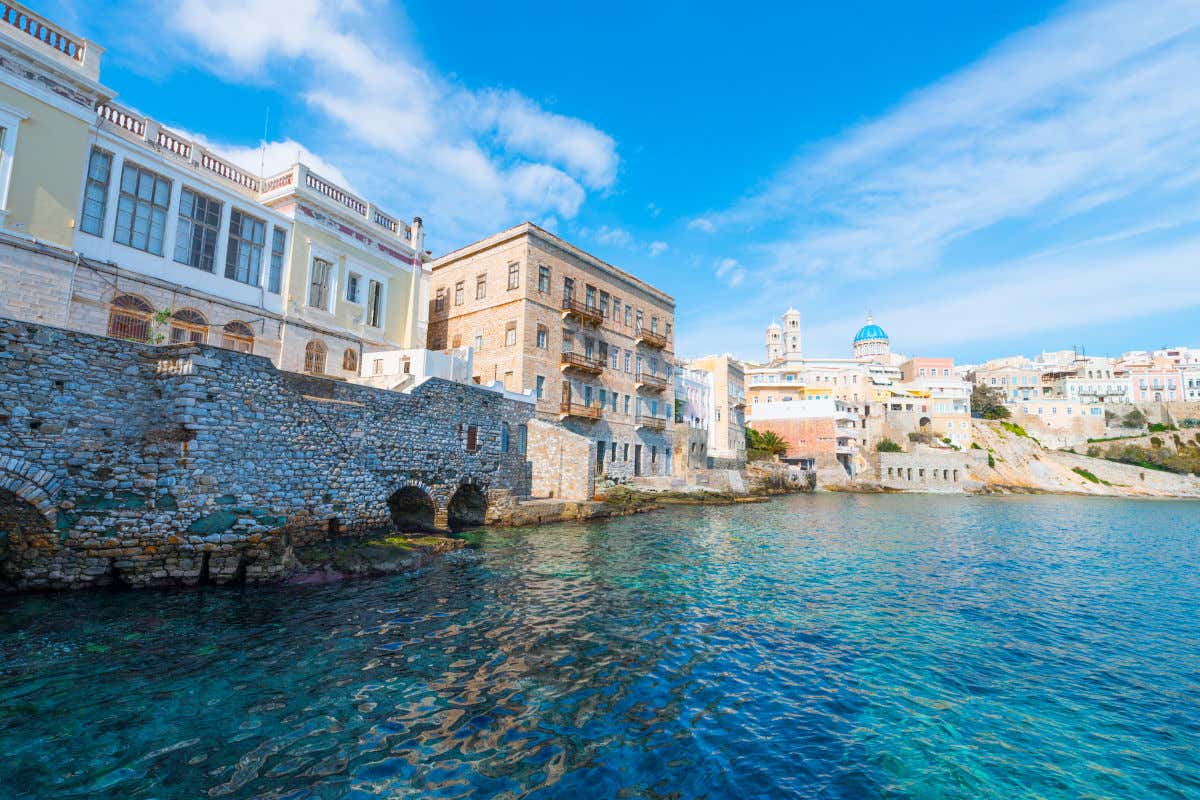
(636, 413, 667, 431)
(636, 370, 668, 393)
(560, 401, 602, 420)
(635, 325, 669, 349)
(561, 351, 604, 375)
(562, 297, 604, 325)
(731, 394, 747, 409)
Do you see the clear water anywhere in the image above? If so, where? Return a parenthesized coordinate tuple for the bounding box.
(2, 494, 1199, 799)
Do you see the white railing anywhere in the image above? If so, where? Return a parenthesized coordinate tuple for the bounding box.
(1, 2, 85, 63)
(97, 103, 144, 137)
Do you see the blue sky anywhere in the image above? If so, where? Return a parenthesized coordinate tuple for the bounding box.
(41, 0, 1200, 363)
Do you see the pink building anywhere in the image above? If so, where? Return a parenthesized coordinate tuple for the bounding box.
(900, 357, 955, 383)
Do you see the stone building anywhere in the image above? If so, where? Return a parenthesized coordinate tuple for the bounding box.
(0, 316, 537, 591)
(428, 222, 676, 479)
(0, 2, 432, 382)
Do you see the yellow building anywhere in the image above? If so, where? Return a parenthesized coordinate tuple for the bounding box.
(0, 2, 429, 379)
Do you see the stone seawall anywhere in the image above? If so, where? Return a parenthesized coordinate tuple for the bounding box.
(0, 318, 534, 591)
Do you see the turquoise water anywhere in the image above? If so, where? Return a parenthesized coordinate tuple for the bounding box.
(2, 494, 1199, 799)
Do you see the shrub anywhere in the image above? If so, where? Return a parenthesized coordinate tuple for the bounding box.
(999, 421, 1030, 438)
(877, 438, 902, 453)
(1148, 422, 1175, 433)
(982, 405, 1011, 420)
(971, 442, 981, 450)
(1072, 467, 1101, 483)
(1122, 408, 1148, 428)
(1150, 436, 1163, 449)
(987, 453, 995, 468)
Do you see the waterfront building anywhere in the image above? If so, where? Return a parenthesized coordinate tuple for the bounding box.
(1009, 398, 1105, 447)
(747, 398, 860, 476)
(672, 362, 712, 474)
(0, 2, 430, 379)
(687, 353, 748, 468)
(428, 222, 676, 479)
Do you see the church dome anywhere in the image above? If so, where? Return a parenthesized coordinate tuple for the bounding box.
(854, 316, 887, 343)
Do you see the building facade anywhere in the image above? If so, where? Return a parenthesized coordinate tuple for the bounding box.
(687, 353, 747, 468)
(0, 3, 429, 380)
(428, 223, 676, 479)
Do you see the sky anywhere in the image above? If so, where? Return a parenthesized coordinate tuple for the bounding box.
(40, 0, 1200, 364)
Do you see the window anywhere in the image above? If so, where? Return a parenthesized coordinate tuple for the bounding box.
(585, 285, 597, 309)
(304, 340, 327, 374)
(505, 322, 517, 347)
(599, 292, 609, 317)
(612, 298, 620, 321)
(473, 333, 483, 351)
(518, 424, 528, 454)
(80, 147, 112, 236)
(225, 210, 266, 286)
(466, 425, 478, 452)
(221, 320, 254, 353)
(435, 287, 447, 312)
(268, 227, 286, 294)
(507, 262, 520, 290)
(623, 443, 629, 461)
(343, 348, 358, 372)
(114, 162, 170, 254)
(476, 273, 487, 300)
(174, 189, 221, 272)
(372, 358, 384, 375)
(636, 310, 643, 331)
(106, 294, 154, 342)
(168, 308, 207, 344)
(307, 258, 334, 309)
(611, 392, 618, 411)
(651, 316, 658, 333)
(346, 272, 361, 303)
(564, 277, 575, 300)
(501, 423, 510, 453)
(611, 347, 619, 369)
(536, 375, 545, 399)
(454, 281, 465, 306)
(366, 279, 384, 328)
(538, 265, 550, 293)
(624, 396, 630, 414)
(624, 306, 632, 326)
(624, 352, 631, 373)
(536, 325, 548, 349)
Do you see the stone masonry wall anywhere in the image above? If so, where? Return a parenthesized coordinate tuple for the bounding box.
(526, 418, 595, 500)
(0, 317, 534, 591)
(878, 447, 987, 493)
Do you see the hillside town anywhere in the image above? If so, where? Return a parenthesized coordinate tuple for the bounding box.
(0, 3, 1198, 590)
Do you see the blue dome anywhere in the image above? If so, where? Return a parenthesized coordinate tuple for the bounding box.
(854, 323, 888, 343)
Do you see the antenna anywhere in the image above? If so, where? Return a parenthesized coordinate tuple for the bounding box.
(259, 107, 270, 179)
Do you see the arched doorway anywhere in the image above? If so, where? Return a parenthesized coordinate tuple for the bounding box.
(0, 488, 55, 588)
(387, 485, 436, 533)
(446, 483, 487, 531)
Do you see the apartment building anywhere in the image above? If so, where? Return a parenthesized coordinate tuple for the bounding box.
(429, 223, 676, 479)
(687, 354, 747, 468)
(0, 3, 429, 379)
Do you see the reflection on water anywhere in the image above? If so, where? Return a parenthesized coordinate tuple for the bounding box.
(2, 494, 1199, 799)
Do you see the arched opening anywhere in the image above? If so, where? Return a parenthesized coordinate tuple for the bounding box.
(342, 348, 359, 373)
(0, 488, 55, 588)
(168, 308, 208, 344)
(918, 416, 932, 428)
(446, 483, 487, 531)
(107, 293, 154, 342)
(304, 339, 327, 374)
(387, 486, 436, 533)
(221, 320, 255, 353)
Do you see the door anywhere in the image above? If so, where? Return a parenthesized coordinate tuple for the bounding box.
(596, 441, 605, 473)
(634, 444, 642, 476)
(562, 381, 572, 410)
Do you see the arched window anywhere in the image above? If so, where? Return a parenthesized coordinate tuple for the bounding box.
(304, 340, 327, 374)
(168, 308, 208, 344)
(342, 348, 359, 373)
(107, 294, 154, 342)
(221, 320, 255, 353)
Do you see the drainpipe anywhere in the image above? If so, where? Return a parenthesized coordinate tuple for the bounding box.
(64, 251, 81, 328)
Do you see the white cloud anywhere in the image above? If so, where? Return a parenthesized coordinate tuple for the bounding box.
(649, 241, 668, 257)
(688, 217, 716, 233)
(714, 257, 746, 288)
(167, 0, 618, 248)
(705, 0, 1200, 284)
(647, 202, 661, 218)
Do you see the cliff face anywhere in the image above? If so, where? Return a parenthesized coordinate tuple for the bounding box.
(970, 421, 1200, 499)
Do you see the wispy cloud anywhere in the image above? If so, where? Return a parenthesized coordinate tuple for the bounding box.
(715, 257, 746, 288)
(679, 0, 1200, 358)
(649, 241, 668, 257)
(161, 0, 618, 249)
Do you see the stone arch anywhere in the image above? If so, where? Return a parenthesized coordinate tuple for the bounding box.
(0, 459, 60, 522)
(446, 480, 487, 531)
(387, 482, 437, 533)
(0, 487, 57, 587)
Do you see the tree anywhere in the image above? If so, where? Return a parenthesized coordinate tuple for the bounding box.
(745, 426, 788, 460)
(1122, 408, 1148, 428)
(971, 383, 1009, 419)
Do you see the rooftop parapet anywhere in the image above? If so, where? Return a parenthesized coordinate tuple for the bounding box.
(94, 101, 416, 249)
(0, 1, 103, 81)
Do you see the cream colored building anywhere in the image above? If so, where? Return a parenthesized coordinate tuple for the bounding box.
(0, 2, 429, 380)
(429, 223, 676, 479)
(687, 354, 747, 467)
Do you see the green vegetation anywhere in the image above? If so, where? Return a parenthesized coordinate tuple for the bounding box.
(971, 383, 1010, 419)
(1087, 441, 1200, 475)
(1122, 408, 1148, 428)
(1148, 422, 1176, 433)
(999, 421, 1031, 438)
(1072, 467, 1111, 486)
(876, 438, 903, 453)
(971, 442, 982, 450)
(745, 427, 788, 462)
(988, 453, 996, 468)
(1181, 418, 1200, 429)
